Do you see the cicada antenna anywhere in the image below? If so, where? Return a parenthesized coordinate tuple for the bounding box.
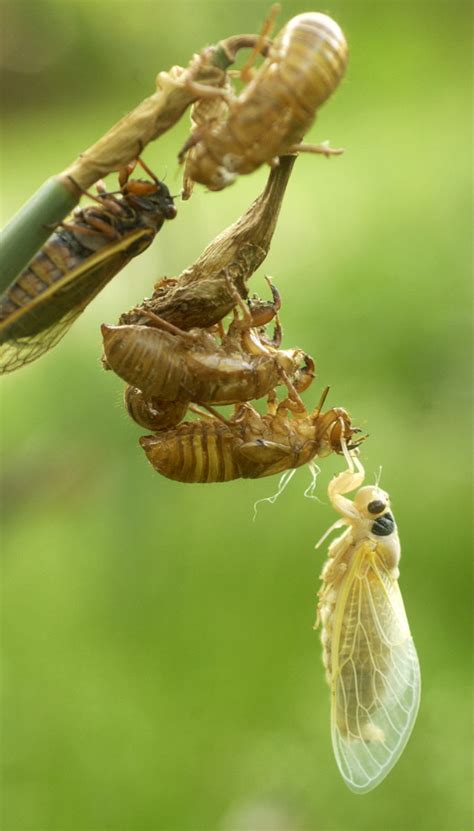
(374, 465, 383, 487)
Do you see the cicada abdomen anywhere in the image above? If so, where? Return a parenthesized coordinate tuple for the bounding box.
(0, 159, 176, 374)
(183, 12, 348, 191)
(102, 321, 313, 407)
(140, 418, 242, 483)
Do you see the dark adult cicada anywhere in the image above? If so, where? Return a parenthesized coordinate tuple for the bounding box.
(0, 159, 176, 374)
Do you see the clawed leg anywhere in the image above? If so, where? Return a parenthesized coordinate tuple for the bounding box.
(276, 367, 307, 413)
(222, 270, 254, 327)
(294, 353, 315, 393)
(247, 276, 281, 328)
(327, 439, 365, 516)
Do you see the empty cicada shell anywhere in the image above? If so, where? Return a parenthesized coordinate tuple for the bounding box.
(139, 388, 363, 483)
(180, 12, 348, 191)
(102, 277, 314, 408)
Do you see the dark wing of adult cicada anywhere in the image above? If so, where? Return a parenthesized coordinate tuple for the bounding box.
(0, 228, 151, 373)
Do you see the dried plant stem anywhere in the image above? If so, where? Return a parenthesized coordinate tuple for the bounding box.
(0, 34, 263, 293)
(121, 154, 297, 331)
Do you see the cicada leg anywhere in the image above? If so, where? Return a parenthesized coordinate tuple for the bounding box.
(275, 369, 306, 413)
(326, 439, 365, 518)
(239, 3, 280, 83)
(136, 308, 197, 341)
(247, 276, 281, 328)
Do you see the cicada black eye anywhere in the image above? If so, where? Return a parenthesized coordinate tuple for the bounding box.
(368, 499, 386, 515)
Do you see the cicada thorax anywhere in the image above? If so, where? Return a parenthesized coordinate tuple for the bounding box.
(186, 12, 348, 190)
(0, 162, 176, 373)
(124, 386, 189, 432)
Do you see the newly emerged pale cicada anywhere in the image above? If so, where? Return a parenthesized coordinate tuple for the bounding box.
(316, 445, 420, 793)
(0, 159, 176, 374)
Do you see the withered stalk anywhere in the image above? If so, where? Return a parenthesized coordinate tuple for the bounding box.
(120, 154, 297, 330)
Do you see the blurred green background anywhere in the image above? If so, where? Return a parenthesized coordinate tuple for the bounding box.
(1, 1, 471, 829)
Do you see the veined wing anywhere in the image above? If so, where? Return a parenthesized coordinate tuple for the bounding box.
(0, 228, 151, 373)
(330, 540, 420, 793)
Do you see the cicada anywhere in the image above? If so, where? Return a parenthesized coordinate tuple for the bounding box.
(316, 445, 421, 793)
(0, 158, 176, 374)
(102, 276, 314, 409)
(139, 387, 362, 483)
(180, 12, 348, 191)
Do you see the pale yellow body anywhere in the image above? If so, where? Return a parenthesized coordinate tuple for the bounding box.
(316, 452, 420, 793)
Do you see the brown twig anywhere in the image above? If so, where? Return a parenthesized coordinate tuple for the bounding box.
(120, 154, 297, 330)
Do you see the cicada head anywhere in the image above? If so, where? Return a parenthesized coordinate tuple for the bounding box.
(314, 406, 362, 457)
(353, 485, 391, 519)
(188, 150, 238, 191)
(123, 178, 177, 225)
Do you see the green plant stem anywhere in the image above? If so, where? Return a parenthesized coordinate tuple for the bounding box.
(0, 177, 79, 294)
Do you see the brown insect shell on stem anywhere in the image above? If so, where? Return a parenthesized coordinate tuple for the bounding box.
(180, 12, 348, 191)
(101, 312, 314, 407)
(139, 392, 361, 483)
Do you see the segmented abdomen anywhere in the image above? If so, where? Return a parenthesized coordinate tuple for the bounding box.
(139, 421, 241, 483)
(102, 324, 281, 404)
(0, 234, 87, 328)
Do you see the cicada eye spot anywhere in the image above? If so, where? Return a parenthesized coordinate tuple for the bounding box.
(371, 512, 395, 537)
(368, 499, 386, 515)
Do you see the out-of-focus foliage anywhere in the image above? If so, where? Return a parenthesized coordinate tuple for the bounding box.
(1, 2, 471, 830)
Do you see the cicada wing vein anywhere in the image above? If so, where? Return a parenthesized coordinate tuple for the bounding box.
(330, 541, 420, 794)
(0, 228, 151, 373)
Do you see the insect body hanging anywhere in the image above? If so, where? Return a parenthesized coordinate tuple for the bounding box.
(102, 277, 314, 408)
(139, 389, 361, 483)
(0, 159, 176, 374)
(316, 447, 420, 793)
(181, 12, 348, 191)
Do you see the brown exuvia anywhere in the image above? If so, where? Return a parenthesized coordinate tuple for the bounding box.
(139, 389, 362, 483)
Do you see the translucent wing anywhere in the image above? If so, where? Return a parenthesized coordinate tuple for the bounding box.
(0, 228, 151, 374)
(330, 540, 420, 793)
